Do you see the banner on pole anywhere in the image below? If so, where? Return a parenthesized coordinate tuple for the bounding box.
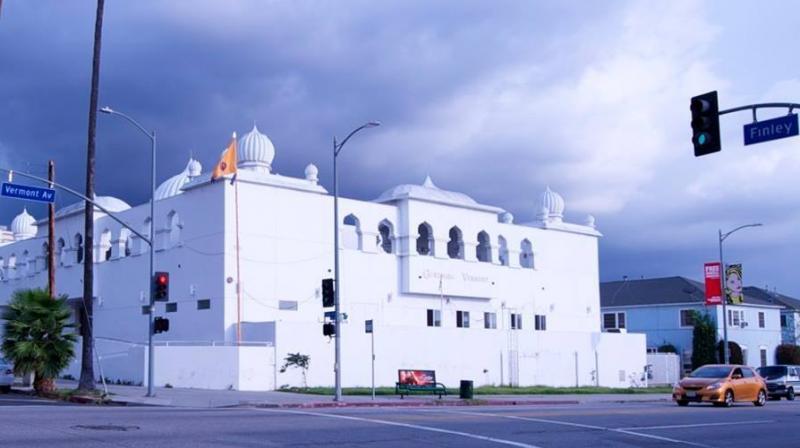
(704, 262, 722, 305)
(726, 264, 744, 304)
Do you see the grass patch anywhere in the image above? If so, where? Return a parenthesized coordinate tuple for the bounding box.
(277, 385, 673, 396)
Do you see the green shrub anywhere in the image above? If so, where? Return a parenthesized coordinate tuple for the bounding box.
(775, 344, 800, 364)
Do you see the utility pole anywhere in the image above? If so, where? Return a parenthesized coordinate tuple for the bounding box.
(79, 0, 105, 392)
(48, 160, 55, 298)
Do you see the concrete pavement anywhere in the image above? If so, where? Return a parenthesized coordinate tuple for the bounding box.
(51, 380, 671, 408)
(0, 393, 797, 447)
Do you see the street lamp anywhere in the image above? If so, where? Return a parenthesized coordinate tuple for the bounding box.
(99, 106, 158, 397)
(332, 121, 380, 402)
(718, 223, 762, 364)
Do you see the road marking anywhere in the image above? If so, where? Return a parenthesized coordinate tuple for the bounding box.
(617, 420, 773, 431)
(443, 410, 712, 447)
(256, 408, 543, 448)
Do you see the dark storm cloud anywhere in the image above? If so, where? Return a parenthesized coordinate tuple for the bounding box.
(2, 0, 800, 295)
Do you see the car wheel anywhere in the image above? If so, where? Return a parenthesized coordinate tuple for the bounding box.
(787, 388, 795, 401)
(723, 390, 734, 407)
(676, 400, 689, 407)
(754, 390, 766, 407)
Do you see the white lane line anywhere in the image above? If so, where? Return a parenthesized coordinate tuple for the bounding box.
(256, 408, 543, 448)
(617, 420, 774, 431)
(444, 410, 712, 447)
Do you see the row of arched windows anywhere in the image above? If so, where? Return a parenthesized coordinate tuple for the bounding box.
(339, 213, 535, 269)
(0, 211, 182, 281)
(416, 223, 534, 268)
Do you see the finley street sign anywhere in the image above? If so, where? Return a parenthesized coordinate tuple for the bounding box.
(1, 182, 56, 203)
(744, 114, 798, 146)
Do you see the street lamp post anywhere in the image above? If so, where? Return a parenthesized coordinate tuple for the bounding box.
(332, 121, 380, 402)
(718, 223, 762, 364)
(99, 106, 157, 397)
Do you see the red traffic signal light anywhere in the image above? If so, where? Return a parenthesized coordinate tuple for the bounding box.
(153, 271, 169, 301)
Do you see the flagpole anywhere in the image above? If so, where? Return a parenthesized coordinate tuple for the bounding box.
(232, 133, 243, 345)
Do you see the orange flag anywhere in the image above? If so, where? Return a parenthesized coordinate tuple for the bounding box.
(211, 132, 238, 180)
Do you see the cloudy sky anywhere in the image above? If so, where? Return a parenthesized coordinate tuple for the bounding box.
(2, 1, 800, 295)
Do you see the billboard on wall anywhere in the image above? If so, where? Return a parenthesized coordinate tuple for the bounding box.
(704, 262, 722, 305)
(726, 264, 744, 304)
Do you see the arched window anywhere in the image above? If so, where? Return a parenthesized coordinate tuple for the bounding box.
(476, 231, 491, 262)
(57, 238, 66, 266)
(342, 214, 362, 250)
(520, 239, 534, 269)
(167, 211, 181, 247)
(497, 235, 509, 266)
(74, 233, 84, 264)
(22, 250, 30, 274)
(377, 220, 394, 254)
(120, 228, 132, 257)
(100, 229, 112, 261)
(416, 222, 434, 256)
(447, 226, 464, 259)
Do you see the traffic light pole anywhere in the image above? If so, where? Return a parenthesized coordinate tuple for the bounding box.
(331, 122, 380, 402)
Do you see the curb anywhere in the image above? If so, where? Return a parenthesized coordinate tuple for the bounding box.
(248, 399, 581, 409)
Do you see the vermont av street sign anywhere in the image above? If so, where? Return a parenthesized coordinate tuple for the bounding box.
(1, 182, 56, 203)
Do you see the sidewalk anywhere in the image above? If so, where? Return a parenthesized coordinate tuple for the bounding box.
(54, 380, 671, 408)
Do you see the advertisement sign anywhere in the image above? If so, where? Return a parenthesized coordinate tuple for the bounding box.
(397, 369, 435, 386)
(726, 264, 744, 304)
(704, 262, 722, 305)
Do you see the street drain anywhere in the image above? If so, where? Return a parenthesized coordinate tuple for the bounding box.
(73, 425, 140, 432)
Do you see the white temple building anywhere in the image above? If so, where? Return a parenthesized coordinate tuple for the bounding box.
(0, 125, 645, 391)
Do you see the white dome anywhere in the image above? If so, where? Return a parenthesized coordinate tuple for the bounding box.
(499, 211, 514, 224)
(540, 186, 565, 222)
(238, 124, 275, 173)
(304, 163, 319, 183)
(11, 208, 37, 240)
(155, 158, 202, 200)
(56, 195, 132, 219)
(376, 175, 479, 207)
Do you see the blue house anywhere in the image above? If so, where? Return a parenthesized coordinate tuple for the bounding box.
(743, 286, 800, 346)
(600, 277, 783, 372)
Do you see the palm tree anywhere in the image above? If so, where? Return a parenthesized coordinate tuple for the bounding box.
(1, 289, 76, 393)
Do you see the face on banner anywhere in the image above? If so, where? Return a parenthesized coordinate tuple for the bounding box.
(726, 264, 744, 304)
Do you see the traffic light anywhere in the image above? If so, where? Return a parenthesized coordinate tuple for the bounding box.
(154, 317, 170, 334)
(322, 278, 334, 308)
(323, 322, 336, 337)
(153, 271, 169, 302)
(691, 91, 721, 157)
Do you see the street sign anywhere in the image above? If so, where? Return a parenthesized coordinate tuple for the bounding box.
(1, 182, 56, 203)
(744, 114, 798, 146)
(365, 319, 373, 334)
(324, 311, 337, 321)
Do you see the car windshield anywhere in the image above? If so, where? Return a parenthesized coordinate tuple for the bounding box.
(688, 366, 732, 378)
(757, 366, 787, 380)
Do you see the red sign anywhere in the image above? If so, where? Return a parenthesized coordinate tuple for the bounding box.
(704, 262, 722, 305)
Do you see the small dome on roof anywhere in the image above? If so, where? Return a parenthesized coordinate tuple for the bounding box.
(11, 208, 37, 240)
(499, 211, 514, 224)
(155, 158, 202, 200)
(56, 195, 131, 219)
(238, 124, 275, 173)
(304, 163, 319, 183)
(540, 186, 565, 223)
(375, 176, 479, 207)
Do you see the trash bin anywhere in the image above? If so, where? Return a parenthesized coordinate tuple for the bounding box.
(459, 380, 474, 399)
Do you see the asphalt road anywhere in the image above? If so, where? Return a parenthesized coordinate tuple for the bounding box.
(0, 394, 798, 447)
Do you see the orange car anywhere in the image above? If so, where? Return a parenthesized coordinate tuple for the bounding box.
(673, 364, 767, 407)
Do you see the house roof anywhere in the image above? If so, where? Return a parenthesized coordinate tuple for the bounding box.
(742, 287, 800, 311)
(600, 276, 778, 308)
